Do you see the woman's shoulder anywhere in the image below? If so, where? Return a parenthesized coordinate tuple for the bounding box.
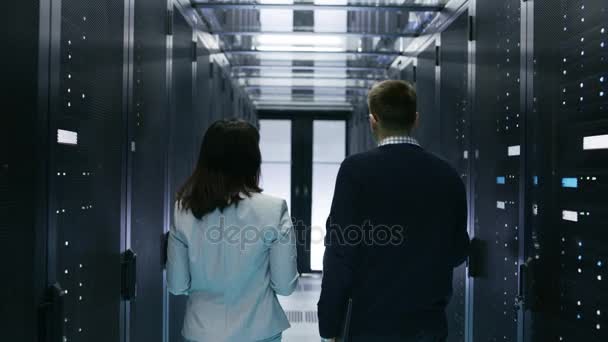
(241, 193, 288, 218)
(241, 194, 289, 230)
(246, 192, 287, 209)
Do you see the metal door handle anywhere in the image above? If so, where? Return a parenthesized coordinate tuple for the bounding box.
(121, 249, 137, 300)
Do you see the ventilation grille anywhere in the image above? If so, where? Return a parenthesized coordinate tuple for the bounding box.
(285, 310, 318, 324)
(304, 311, 318, 323)
(285, 311, 303, 323)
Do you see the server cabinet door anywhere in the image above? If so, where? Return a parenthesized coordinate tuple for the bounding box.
(167, 8, 196, 342)
(472, 0, 523, 341)
(129, 0, 169, 341)
(48, 0, 127, 341)
(439, 12, 470, 342)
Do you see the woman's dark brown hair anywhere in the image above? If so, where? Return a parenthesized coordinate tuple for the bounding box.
(177, 119, 262, 219)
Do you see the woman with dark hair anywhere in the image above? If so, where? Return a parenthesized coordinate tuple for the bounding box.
(167, 119, 298, 342)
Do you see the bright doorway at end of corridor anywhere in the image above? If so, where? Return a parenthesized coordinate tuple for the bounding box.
(259, 115, 347, 274)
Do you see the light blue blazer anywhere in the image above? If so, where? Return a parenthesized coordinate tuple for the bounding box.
(167, 193, 299, 342)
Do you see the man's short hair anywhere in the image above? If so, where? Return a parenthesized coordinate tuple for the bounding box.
(368, 80, 417, 132)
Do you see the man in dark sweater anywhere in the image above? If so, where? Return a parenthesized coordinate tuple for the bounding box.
(318, 80, 470, 342)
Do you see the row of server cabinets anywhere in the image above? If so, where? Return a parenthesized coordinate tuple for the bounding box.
(3, 1, 256, 342)
(350, 0, 607, 341)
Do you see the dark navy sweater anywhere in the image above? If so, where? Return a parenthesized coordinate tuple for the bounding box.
(317, 143, 470, 338)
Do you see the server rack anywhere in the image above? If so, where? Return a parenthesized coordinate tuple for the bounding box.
(471, 0, 522, 341)
(525, 1, 608, 341)
(3, 1, 257, 341)
(47, 1, 128, 341)
(4, 0, 607, 341)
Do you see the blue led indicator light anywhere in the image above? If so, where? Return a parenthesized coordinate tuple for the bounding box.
(562, 177, 578, 188)
(533, 176, 539, 185)
(497, 176, 506, 184)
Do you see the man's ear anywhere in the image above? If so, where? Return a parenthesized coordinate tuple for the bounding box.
(412, 112, 420, 130)
(368, 113, 378, 126)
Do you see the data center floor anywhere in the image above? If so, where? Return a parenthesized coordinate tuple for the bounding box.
(278, 275, 323, 342)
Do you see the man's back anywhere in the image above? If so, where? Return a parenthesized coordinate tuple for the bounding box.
(318, 143, 469, 339)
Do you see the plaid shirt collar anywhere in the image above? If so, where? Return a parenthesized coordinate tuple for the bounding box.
(378, 135, 420, 147)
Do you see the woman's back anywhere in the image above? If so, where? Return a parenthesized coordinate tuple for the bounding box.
(167, 192, 298, 342)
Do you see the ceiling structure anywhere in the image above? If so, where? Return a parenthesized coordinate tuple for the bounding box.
(192, 0, 447, 110)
